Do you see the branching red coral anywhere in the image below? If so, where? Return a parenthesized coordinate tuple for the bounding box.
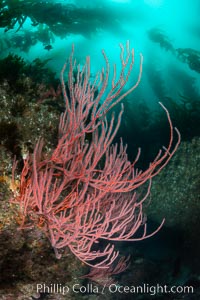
(11, 41, 180, 270)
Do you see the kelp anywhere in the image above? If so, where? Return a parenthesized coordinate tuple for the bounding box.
(0, 0, 121, 37)
(147, 27, 200, 74)
(176, 48, 200, 73)
(0, 53, 57, 88)
(147, 27, 175, 53)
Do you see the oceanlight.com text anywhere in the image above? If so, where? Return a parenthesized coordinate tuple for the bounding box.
(107, 283, 194, 296)
(36, 283, 194, 296)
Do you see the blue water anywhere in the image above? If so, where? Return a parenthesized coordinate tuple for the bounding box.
(1, 3, 199, 295)
(0, 0, 200, 109)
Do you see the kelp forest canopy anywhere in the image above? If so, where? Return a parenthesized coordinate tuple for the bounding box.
(0, 0, 200, 74)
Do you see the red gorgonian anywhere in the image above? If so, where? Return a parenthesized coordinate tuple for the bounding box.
(12, 41, 180, 270)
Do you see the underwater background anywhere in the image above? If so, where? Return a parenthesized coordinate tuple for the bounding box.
(0, 0, 200, 299)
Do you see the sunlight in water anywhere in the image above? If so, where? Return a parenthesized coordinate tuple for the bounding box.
(144, 0, 164, 7)
(110, 0, 132, 3)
